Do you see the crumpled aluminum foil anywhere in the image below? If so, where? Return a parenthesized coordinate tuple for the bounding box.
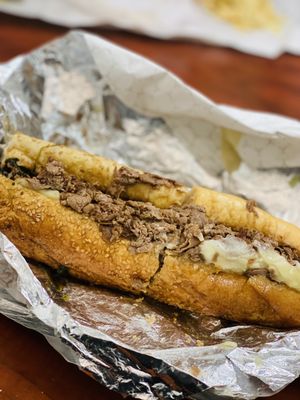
(1, 31, 300, 400)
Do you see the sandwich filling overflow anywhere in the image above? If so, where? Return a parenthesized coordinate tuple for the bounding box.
(2, 158, 300, 292)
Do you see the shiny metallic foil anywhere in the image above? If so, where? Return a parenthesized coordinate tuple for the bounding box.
(1, 31, 300, 399)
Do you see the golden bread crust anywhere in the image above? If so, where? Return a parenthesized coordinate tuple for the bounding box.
(187, 187, 300, 253)
(0, 175, 160, 293)
(3, 133, 187, 208)
(2, 133, 300, 327)
(1, 174, 300, 327)
(147, 255, 300, 327)
(3, 133, 51, 169)
(6, 134, 300, 245)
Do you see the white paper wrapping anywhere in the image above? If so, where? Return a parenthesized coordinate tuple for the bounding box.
(0, 0, 300, 58)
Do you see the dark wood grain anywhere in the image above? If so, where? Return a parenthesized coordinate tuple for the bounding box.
(0, 316, 123, 400)
(0, 11, 300, 400)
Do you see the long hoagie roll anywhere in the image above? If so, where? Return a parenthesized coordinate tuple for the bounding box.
(1, 133, 300, 327)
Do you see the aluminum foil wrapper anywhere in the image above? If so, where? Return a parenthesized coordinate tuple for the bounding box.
(1, 31, 300, 399)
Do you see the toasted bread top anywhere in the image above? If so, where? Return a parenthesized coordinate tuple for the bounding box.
(3, 132, 300, 252)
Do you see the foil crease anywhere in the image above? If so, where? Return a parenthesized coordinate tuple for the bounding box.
(1, 31, 300, 399)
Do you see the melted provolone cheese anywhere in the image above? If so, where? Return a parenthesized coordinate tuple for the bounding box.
(257, 248, 300, 292)
(201, 236, 300, 292)
(15, 178, 60, 201)
(37, 189, 60, 201)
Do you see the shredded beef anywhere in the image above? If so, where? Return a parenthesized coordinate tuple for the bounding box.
(245, 268, 279, 282)
(61, 189, 207, 255)
(5, 158, 300, 265)
(107, 166, 179, 198)
(23, 161, 209, 254)
(275, 245, 299, 266)
(236, 229, 277, 247)
(202, 223, 234, 240)
(60, 192, 93, 213)
(1, 158, 34, 179)
(34, 161, 86, 193)
(245, 268, 268, 277)
(233, 228, 299, 264)
(246, 199, 258, 217)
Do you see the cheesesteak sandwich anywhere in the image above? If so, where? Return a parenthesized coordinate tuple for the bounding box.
(1, 133, 300, 327)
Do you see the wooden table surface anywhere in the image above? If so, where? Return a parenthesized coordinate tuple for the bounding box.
(0, 12, 300, 400)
